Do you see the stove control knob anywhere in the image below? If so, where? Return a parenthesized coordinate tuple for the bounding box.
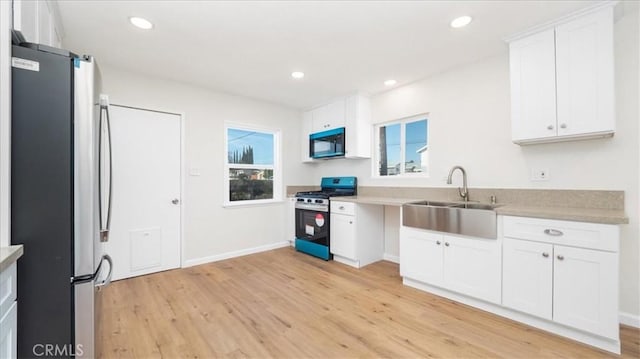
(297, 198, 304, 202)
(315, 199, 323, 204)
(307, 199, 312, 203)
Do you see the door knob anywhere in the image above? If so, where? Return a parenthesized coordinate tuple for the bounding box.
(172, 199, 180, 205)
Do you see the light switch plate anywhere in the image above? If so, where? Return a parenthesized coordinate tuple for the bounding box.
(189, 168, 201, 176)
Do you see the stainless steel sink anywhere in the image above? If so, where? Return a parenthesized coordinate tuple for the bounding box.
(402, 200, 500, 239)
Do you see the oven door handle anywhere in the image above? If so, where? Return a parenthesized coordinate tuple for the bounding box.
(295, 203, 329, 212)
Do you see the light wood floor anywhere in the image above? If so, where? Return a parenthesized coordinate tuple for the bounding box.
(100, 247, 640, 358)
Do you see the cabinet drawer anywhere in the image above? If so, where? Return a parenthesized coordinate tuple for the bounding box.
(0, 263, 17, 317)
(503, 216, 618, 252)
(331, 201, 355, 216)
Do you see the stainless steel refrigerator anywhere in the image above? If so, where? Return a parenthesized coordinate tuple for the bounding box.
(11, 39, 113, 358)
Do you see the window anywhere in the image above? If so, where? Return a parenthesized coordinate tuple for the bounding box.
(374, 115, 429, 177)
(224, 125, 281, 205)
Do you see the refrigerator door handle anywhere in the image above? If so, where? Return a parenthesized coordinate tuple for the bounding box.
(95, 254, 113, 290)
(99, 95, 113, 242)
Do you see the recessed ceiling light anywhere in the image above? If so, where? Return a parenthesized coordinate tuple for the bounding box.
(384, 79, 397, 87)
(291, 71, 305, 79)
(129, 16, 154, 30)
(450, 15, 472, 28)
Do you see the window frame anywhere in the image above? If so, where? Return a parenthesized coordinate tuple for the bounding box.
(223, 123, 282, 207)
(372, 113, 430, 179)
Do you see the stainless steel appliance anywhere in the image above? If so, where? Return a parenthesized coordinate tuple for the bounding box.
(11, 36, 113, 358)
(294, 177, 357, 260)
(309, 127, 345, 159)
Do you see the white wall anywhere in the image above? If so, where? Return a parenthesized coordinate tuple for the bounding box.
(100, 66, 310, 264)
(0, 0, 12, 248)
(311, 5, 640, 317)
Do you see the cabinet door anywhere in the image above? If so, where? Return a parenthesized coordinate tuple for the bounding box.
(503, 238, 553, 319)
(301, 111, 313, 162)
(330, 213, 357, 260)
(509, 29, 557, 142)
(442, 235, 502, 304)
(0, 301, 17, 359)
(312, 100, 346, 132)
(311, 105, 329, 133)
(37, 0, 52, 46)
(13, 0, 38, 43)
(325, 99, 346, 129)
(287, 198, 296, 245)
(555, 8, 614, 137)
(344, 95, 371, 159)
(399, 227, 443, 286)
(553, 245, 618, 340)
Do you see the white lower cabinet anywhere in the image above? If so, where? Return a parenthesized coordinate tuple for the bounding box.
(331, 213, 357, 260)
(503, 238, 553, 320)
(330, 201, 383, 268)
(0, 301, 17, 359)
(0, 262, 17, 359)
(399, 227, 443, 286)
(552, 245, 618, 339)
(401, 214, 621, 354)
(399, 227, 501, 304)
(443, 234, 501, 304)
(502, 215, 620, 347)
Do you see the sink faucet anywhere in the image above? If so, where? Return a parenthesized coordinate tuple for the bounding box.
(447, 165, 468, 202)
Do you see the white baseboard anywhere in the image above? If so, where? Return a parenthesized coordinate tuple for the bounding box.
(183, 241, 290, 268)
(619, 311, 640, 328)
(383, 253, 399, 263)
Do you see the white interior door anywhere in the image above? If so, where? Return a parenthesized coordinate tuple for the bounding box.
(106, 105, 181, 281)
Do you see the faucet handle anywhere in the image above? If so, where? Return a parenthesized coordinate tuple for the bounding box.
(490, 195, 497, 204)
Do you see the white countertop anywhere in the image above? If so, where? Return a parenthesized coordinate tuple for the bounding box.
(0, 245, 24, 272)
(331, 196, 628, 225)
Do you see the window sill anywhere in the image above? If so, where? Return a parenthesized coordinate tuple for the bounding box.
(223, 199, 285, 208)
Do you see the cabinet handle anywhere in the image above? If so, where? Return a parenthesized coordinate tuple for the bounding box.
(560, 123, 567, 129)
(445, 242, 450, 247)
(349, 221, 353, 224)
(542, 252, 549, 258)
(547, 125, 554, 130)
(557, 255, 565, 261)
(544, 229, 564, 236)
(436, 241, 441, 245)
(339, 206, 345, 210)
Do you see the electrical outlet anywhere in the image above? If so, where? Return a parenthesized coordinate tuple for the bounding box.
(531, 168, 549, 181)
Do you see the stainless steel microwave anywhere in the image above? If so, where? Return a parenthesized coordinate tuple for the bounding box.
(310, 127, 345, 159)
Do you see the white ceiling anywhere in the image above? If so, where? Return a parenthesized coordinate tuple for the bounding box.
(57, 0, 597, 109)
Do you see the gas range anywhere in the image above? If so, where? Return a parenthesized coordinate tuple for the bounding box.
(294, 177, 357, 211)
(294, 177, 357, 260)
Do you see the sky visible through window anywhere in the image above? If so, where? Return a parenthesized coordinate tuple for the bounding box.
(384, 119, 428, 167)
(227, 128, 274, 165)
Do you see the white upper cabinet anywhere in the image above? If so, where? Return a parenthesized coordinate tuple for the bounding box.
(301, 111, 314, 163)
(344, 95, 371, 158)
(555, 9, 614, 137)
(301, 94, 372, 162)
(311, 98, 346, 133)
(509, 29, 557, 142)
(508, 6, 615, 145)
(13, 0, 63, 48)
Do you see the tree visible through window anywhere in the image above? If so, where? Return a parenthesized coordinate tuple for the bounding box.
(225, 126, 280, 204)
(377, 116, 428, 176)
